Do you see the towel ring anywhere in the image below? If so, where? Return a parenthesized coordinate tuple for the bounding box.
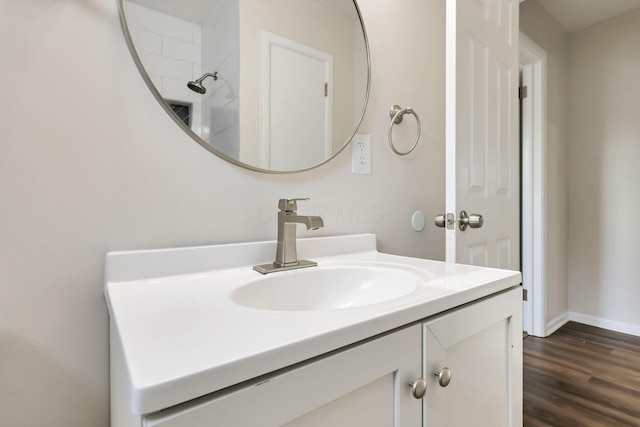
(388, 105, 421, 156)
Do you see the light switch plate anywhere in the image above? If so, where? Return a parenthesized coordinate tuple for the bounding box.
(351, 134, 371, 174)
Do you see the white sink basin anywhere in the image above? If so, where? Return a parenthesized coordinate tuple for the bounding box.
(230, 263, 432, 311)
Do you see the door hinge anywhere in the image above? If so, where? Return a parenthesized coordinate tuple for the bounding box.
(519, 86, 528, 100)
(324, 82, 328, 97)
(522, 288, 528, 301)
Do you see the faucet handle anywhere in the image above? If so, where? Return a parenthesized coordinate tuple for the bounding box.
(278, 198, 310, 212)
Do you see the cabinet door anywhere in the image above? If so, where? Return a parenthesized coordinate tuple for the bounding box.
(144, 325, 423, 427)
(423, 288, 522, 427)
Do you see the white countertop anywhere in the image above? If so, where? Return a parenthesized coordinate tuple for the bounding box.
(105, 234, 521, 415)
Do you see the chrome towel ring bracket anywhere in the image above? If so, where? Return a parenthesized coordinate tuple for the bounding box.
(388, 104, 421, 156)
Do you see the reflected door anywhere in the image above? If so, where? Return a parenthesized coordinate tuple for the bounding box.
(262, 32, 333, 170)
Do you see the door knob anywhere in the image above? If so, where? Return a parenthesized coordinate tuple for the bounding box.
(434, 367, 452, 387)
(458, 211, 483, 231)
(409, 378, 427, 399)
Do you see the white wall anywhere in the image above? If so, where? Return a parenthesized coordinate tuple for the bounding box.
(519, 0, 570, 331)
(567, 8, 640, 335)
(0, 0, 445, 425)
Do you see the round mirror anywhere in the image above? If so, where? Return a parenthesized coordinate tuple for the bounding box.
(118, 0, 370, 173)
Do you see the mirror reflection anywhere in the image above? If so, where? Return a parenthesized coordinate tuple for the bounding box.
(121, 0, 369, 172)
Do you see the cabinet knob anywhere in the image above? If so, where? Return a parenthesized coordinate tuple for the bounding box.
(434, 367, 452, 387)
(409, 378, 427, 399)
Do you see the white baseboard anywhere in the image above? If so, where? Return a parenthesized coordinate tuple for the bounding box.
(545, 312, 569, 336)
(568, 312, 640, 338)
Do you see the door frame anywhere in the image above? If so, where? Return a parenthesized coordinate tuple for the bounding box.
(519, 33, 547, 337)
(260, 31, 333, 169)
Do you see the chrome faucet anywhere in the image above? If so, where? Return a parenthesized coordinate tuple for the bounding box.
(253, 198, 324, 274)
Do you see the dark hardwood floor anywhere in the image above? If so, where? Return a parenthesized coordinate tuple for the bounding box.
(524, 321, 640, 426)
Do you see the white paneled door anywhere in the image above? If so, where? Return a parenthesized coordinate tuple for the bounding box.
(445, 0, 520, 271)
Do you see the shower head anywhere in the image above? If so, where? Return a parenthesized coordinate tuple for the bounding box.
(187, 80, 206, 94)
(187, 71, 218, 94)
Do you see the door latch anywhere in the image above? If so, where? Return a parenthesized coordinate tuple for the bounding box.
(435, 213, 456, 229)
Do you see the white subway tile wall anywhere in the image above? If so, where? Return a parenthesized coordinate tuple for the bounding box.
(123, 0, 240, 157)
(138, 51, 194, 81)
(124, 1, 202, 132)
(125, 2, 195, 43)
(162, 37, 201, 64)
(129, 27, 161, 54)
(162, 77, 200, 105)
(125, 0, 240, 158)
(201, 0, 240, 158)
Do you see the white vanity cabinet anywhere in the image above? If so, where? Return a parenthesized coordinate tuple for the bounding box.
(143, 325, 423, 427)
(423, 288, 523, 426)
(139, 288, 521, 427)
(105, 235, 523, 427)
